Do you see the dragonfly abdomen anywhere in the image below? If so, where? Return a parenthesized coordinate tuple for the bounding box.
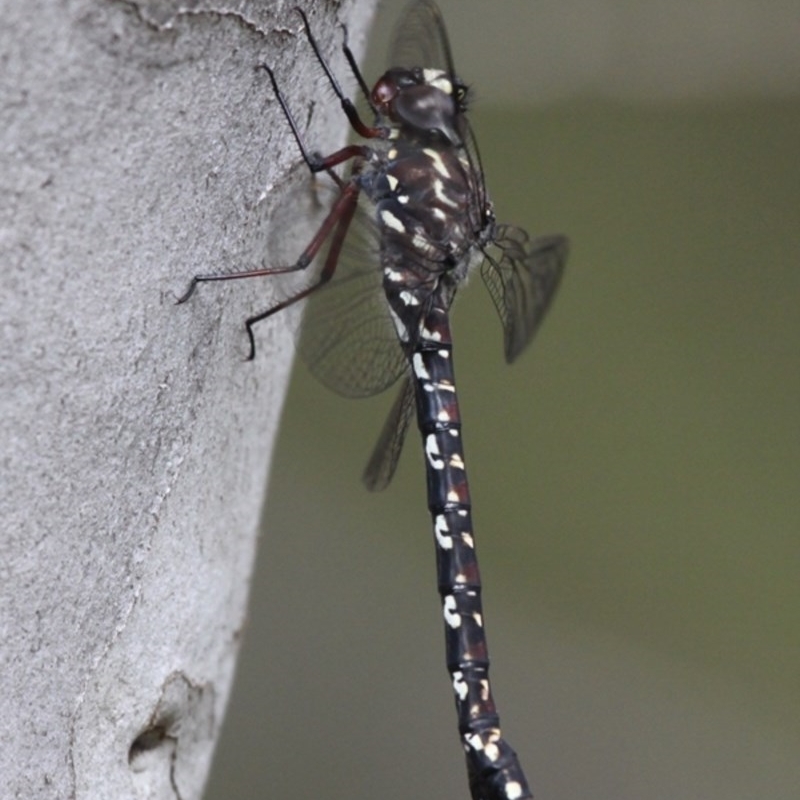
(412, 300, 533, 800)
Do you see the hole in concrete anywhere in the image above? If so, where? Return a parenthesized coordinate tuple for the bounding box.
(128, 722, 173, 764)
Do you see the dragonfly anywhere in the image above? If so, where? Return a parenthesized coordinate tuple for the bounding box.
(178, 2, 567, 798)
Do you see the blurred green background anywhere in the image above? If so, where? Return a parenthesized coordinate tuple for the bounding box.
(206, 2, 799, 799)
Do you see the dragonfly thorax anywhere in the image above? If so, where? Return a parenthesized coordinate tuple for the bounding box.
(366, 136, 493, 346)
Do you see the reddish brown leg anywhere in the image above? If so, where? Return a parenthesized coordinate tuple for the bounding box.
(242, 180, 360, 359)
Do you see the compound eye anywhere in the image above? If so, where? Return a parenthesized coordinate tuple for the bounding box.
(371, 75, 398, 110)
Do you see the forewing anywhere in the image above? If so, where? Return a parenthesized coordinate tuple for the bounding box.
(457, 116, 489, 231)
(481, 224, 568, 363)
(389, 0, 456, 75)
(362, 376, 416, 492)
(296, 191, 408, 398)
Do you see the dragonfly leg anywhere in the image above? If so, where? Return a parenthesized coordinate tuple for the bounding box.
(177, 175, 360, 359)
(242, 178, 360, 359)
(340, 23, 377, 119)
(261, 65, 373, 176)
(293, 7, 387, 140)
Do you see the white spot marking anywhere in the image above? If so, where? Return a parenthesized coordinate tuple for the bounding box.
(412, 232, 431, 252)
(485, 742, 500, 762)
(472, 611, 483, 627)
(447, 490, 460, 503)
(412, 352, 430, 380)
(423, 148, 451, 178)
(466, 733, 483, 752)
(422, 69, 453, 96)
(436, 380, 456, 392)
(454, 572, 467, 584)
(421, 326, 442, 342)
(462, 532, 474, 548)
(505, 782, 524, 800)
(399, 290, 419, 306)
(438, 349, 450, 358)
(480, 679, 490, 701)
(384, 266, 403, 282)
(386, 174, 399, 191)
(437, 409, 451, 422)
(432, 207, 446, 220)
(452, 671, 468, 701)
(388, 307, 408, 342)
(426, 435, 444, 469)
(443, 595, 461, 628)
(449, 453, 465, 470)
(435, 514, 453, 550)
(432, 178, 458, 207)
(388, 147, 398, 159)
(397, 194, 409, 204)
(381, 209, 405, 233)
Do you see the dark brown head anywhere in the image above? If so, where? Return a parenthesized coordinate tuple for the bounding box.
(371, 67, 468, 145)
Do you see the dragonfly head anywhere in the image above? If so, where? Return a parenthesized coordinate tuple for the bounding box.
(371, 67, 468, 146)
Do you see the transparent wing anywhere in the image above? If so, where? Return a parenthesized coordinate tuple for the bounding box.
(389, 0, 456, 75)
(480, 224, 568, 363)
(458, 116, 489, 232)
(362, 376, 416, 492)
(285, 182, 408, 399)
